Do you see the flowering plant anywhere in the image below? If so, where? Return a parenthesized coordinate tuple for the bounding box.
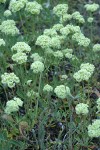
(0, 1, 100, 149)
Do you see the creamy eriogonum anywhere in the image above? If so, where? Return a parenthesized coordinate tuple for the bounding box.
(75, 103, 89, 115)
(50, 36, 61, 49)
(31, 61, 44, 74)
(27, 90, 39, 98)
(31, 53, 43, 62)
(4, 10, 12, 17)
(44, 48, 54, 55)
(53, 4, 68, 17)
(60, 75, 68, 81)
(84, 3, 99, 12)
(93, 44, 100, 52)
(72, 32, 90, 47)
(60, 26, 70, 36)
(53, 51, 63, 59)
(5, 97, 23, 114)
(9, 0, 25, 13)
(60, 25, 81, 36)
(54, 85, 70, 99)
(80, 63, 95, 74)
(0, 39, 5, 46)
(11, 42, 31, 53)
(72, 11, 85, 23)
(67, 25, 81, 33)
(1, 72, 20, 88)
(26, 80, 32, 86)
(65, 53, 73, 59)
(87, 17, 93, 23)
(73, 63, 95, 82)
(19, 0, 28, 5)
(43, 84, 53, 93)
(52, 24, 64, 31)
(88, 119, 100, 138)
(12, 52, 27, 64)
(96, 98, 100, 113)
(44, 28, 57, 37)
(0, 20, 19, 36)
(36, 35, 51, 49)
(25, 1, 42, 15)
(60, 14, 72, 23)
(62, 48, 73, 55)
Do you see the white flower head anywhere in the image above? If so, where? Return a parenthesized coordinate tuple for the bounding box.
(75, 103, 89, 115)
(88, 119, 100, 138)
(12, 52, 27, 64)
(31, 61, 44, 74)
(43, 84, 53, 93)
(1, 72, 20, 88)
(25, 1, 42, 15)
(53, 4, 68, 17)
(54, 85, 70, 99)
(0, 20, 19, 36)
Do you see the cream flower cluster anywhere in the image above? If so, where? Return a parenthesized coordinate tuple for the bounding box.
(96, 98, 100, 113)
(44, 48, 53, 55)
(0, 20, 19, 36)
(52, 24, 64, 31)
(27, 90, 39, 98)
(54, 85, 70, 99)
(62, 48, 73, 54)
(12, 52, 27, 64)
(5, 97, 23, 114)
(50, 36, 61, 49)
(36, 35, 51, 49)
(73, 63, 95, 82)
(72, 11, 85, 24)
(72, 32, 90, 47)
(0, 0, 6, 3)
(75, 103, 89, 115)
(1, 72, 20, 88)
(36, 21, 81, 50)
(36, 34, 61, 49)
(88, 119, 100, 138)
(43, 84, 53, 93)
(62, 48, 73, 59)
(87, 17, 93, 23)
(80, 63, 95, 73)
(53, 51, 63, 59)
(60, 75, 68, 81)
(65, 53, 73, 59)
(26, 80, 32, 86)
(85, 3, 99, 12)
(25, 1, 42, 15)
(9, 0, 27, 13)
(60, 26, 70, 36)
(60, 25, 80, 36)
(31, 53, 43, 62)
(19, 0, 28, 5)
(0, 39, 5, 46)
(4, 10, 12, 17)
(53, 4, 68, 17)
(31, 61, 44, 74)
(44, 29, 57, 37)
(60, 14, 72, 23)
(11, 42, 31, 53)
(93, 44, 100, 52)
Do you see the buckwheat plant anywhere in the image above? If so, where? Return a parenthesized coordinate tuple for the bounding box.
(0, 1, 100, 150)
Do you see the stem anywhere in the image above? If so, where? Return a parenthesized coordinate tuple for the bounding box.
(19, 12, 26, 34)
(68, 97, 73, 150)
(35, 73, 42, 118)
(4, 87, 8, 101)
